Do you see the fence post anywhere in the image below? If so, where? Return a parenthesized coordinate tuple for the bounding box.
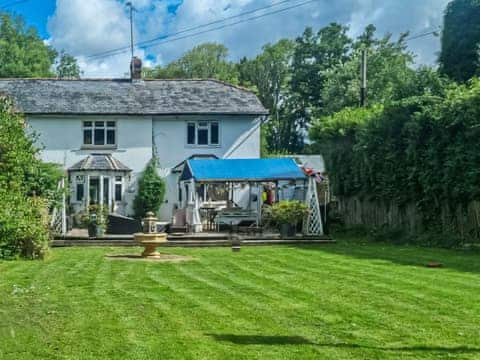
(61, 177, 67, 236)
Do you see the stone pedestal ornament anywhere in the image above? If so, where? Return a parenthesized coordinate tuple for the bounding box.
(134, 212, 167, 258)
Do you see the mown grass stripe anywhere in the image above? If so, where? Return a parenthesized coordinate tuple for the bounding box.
(1, 244, 480, 359)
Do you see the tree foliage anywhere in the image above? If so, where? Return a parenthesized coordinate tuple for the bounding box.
(133, 159, 166, 219)
(322, 29, 412, 113)
(310, 79, 480, 244)
(145, 43, 239, 84)
(0, 12, 57, 78)
(439, 0, 480, 82)
(290, 24, 351, 114)
(56, 51, 81, 79)
(239, 39, 294, 114)
(139, 14, 469, 156)
(238, 39, 301, 154)
(0, 98, 62, 259)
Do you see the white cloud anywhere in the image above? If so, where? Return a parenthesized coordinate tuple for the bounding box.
(48, 0, 143, 77)
(47, 0, 449, 78)
(48, 0, 130, 54)
(140, 0, 448, 65)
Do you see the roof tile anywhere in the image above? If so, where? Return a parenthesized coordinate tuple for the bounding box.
(0, 79, 268, 115)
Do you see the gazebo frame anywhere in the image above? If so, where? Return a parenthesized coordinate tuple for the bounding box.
(178, 158, 324, 235)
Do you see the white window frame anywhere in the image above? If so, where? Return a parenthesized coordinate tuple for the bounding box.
(82, 120, 117, 148)
(114, 176, 123, 202)
(74, 175, 85, 203)
(186, 121, 220, 147)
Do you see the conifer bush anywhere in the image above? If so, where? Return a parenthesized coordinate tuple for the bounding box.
(133, 158, 166, 219)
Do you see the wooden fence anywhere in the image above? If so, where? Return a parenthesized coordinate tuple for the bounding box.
(336, 196, 480, 241)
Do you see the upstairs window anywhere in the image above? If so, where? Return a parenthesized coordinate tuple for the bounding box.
(186, 121, 220, 146)
(83, 121, 116, 147)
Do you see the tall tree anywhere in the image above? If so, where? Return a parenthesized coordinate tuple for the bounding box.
(290, 24, 352, 114)
(238, 39, 297, 153)
(321, 28, 415, 114)
(0, 12, 57, 78)
(146, 43, 239, 83)
(439, 0, 480, 82)
(320, 26, 449, 116)
(56, 51, 81, 79)
(239, 39, 294, 112)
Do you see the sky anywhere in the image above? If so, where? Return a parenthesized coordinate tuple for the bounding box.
(4, 0, 450, 78)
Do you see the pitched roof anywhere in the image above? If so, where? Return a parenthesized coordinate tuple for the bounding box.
(172, 154, 219, 173)
(69, 154, 131, 172)
(0, 78, 268, 116)
(284, 155, 326, 173)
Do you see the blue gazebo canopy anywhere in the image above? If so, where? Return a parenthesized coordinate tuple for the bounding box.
(180, 158, 306, 183)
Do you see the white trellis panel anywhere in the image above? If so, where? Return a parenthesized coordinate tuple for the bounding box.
(304, 177, 324, 236)
(50, 178, 67, 236)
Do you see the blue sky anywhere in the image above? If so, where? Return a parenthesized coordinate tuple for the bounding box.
(6, 1, 55, 38)
(5, 0, 450, 77)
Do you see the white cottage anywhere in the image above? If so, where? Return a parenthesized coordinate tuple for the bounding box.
(0, 59, 268, 221)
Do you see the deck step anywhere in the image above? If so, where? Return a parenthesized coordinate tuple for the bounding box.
(52, 237, 334, 247)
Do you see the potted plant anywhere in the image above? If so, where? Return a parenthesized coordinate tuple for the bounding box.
(81, 205, 109, 238)
(270, 201, 309, 238)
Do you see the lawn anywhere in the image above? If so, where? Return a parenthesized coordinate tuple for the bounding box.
(1, 241, 479, 359)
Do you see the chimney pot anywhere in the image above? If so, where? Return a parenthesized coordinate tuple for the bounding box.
(130, 57, 142, 80)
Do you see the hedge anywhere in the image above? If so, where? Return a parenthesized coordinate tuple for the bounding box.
(310, 78, 480, 245)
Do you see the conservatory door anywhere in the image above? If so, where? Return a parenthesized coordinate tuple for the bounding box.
(89, 176, 110, 207)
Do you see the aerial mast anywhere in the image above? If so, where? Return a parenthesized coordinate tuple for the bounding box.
(126, 2, 135, 59)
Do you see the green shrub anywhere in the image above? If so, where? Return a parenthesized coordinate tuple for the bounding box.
(79, 205, 109, 228)
(133, 158, 166, 218)
(368, 225, 409, 245)
(309, 78, 480, 246)
(0, 97, 56, 259)
(0, 190, 50, 259)
(269, 200, 309, 226)
(26, 161, 65, 211)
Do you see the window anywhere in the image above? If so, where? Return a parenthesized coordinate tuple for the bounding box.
(115, 176, 122, 202)
(186, 121, 220, 146)
(75, 175, 85, 202)
(210, 122, 219, 145)
(76, 184, 84, 202)
(197, 122, 209, 145)
(187, 123, 196, 144)
(83, 121, 116, 147)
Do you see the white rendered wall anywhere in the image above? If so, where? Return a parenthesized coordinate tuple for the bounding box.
(27, 115, 153, 216)
(153, 115, 262, 220)
(152, 114, 261, 168)
(27, 114, 262, 221)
